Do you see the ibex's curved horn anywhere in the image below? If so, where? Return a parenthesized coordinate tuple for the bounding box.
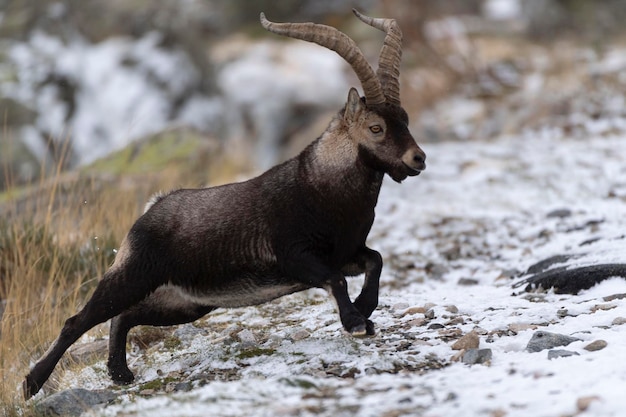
(352, 9, 402, 106)
(260, 12, 386, 106)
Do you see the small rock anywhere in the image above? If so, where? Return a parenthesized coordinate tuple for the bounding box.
(425, 309, 436, 319)
(36, 389, 117, 417)
(473, 326, 489, 335)
(547, 349, 580, 359)
(290, 328, 311, 341)
(428, 323, 445, 330)
(174, 381, 193, 392)
(426, 263, 449, 280)
(68, 339, 108, 364)
(591, 303, 617, 313)
(547, 208, 572, 218)
(462, 348, 492, 365)
(423, 302, 437, 310)
(603, 293, 626, 302)
(392, 302, 410, 311)
(444, 305, 459, 314)
(611, 317, 626, 326)
(526, 331, 581, 352)
(139, 389, 155, 396)
(507, 323, 536, 333)
(237, 329, 257, 347)
(452, 331, 480, 351)
(407, 317, 427, 327)
(458, 278, 479, 286)
(576, 395, 601, 412)
(583, 340, 607, 352)
(445, 316, 465, 326)
(403, 306, 426, 316)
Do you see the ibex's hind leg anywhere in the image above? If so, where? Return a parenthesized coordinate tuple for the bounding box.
(108, 286, 215, 384)
(23, 267, 155, 399)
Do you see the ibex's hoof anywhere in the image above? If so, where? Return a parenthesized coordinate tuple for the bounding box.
(108, 366, 135, 385)
(23, 374, 40, 400)
(348, 320, 375, 337)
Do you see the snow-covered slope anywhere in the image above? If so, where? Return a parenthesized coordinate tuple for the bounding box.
(51, 132, 626, 417)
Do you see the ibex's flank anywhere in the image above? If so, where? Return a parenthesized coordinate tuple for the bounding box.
(24, 10, 425, 399)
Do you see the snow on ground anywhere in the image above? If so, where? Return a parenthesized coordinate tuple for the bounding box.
(52, 131, 626, 417)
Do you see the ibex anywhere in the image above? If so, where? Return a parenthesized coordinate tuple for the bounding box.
(24, 10, 426, 399)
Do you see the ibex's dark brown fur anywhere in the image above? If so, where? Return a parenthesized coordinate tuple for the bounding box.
(24, 10, 426, 399)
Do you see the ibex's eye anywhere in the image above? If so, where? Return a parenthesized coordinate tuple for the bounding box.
(369, 125, 383, 134)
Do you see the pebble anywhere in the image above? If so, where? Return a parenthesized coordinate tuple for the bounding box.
(507, 323, 536, 333)
(392, 302, 409, 311)
(583, 340, 607, 352)
(425, 309, 436, 319)
(427, 323, 445, 330)
(546, 208, 572, 218)
(407, 317, 427, 327)
(577, 395, 601, 412)
(290, 328, 311, 341)
(444, 305, 459, 314)
(174, 381, 193, 392)
(237, 329, 257, 347)
(445, 316, 465, 326)
(603, 293, 626, 302)
(611, 317, 626, 326)
(547, 349, 580, 359)
(591, 303, 617, 313)
(458, 278, 479, 286)
(462, 348, 492, 365)
(403, 306, 426, 316)
(526, 331, 581, 352)
(452, 331, 480, 351)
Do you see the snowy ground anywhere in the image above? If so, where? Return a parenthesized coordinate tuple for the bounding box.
(48, 131, 626, 417)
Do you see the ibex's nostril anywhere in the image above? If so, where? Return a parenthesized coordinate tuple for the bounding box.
(413, 154, 424, 163)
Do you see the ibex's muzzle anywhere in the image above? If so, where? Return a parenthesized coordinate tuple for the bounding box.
(402, 147, 426, 175)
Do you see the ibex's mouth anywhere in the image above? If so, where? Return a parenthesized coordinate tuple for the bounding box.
(390, 164, 423, 183)
(404, 162, 425, 176)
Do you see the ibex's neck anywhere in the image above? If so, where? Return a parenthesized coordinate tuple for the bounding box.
(301, 119, 383, 203)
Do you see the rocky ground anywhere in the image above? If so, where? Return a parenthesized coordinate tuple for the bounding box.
(30, 130, 626, 417)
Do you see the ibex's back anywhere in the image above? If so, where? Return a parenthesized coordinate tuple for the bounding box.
(24, 10, 425, 399)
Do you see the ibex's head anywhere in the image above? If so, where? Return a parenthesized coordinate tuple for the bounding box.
(260, 10, 426, 183)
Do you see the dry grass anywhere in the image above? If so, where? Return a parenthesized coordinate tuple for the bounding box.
(0, 137, 224, 415)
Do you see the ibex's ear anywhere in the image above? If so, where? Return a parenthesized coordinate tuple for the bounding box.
(344, 87, 364, 123)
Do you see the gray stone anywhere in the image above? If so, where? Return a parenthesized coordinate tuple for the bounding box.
(174, 381, 193, 392)
(462, 348, 492, 365)
(36, 388, 117, 417)
(546, 208, 572, 218)
(290, 328, 311, 341)
(458, 278, 479, 286)
(612, 317, 626, 326)
(237, 329, 257, 347)
(547, 349, 580, 359)
(526, 331, 581, 352)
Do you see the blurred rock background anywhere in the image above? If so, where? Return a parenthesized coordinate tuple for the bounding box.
(1, 0, 626, 190)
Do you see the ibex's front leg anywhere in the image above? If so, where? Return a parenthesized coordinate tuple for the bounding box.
(284, 254, 370, 336)
(342, 247, 382, 335)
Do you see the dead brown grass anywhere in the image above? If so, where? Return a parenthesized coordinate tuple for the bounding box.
(0, 144, 216, 415)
